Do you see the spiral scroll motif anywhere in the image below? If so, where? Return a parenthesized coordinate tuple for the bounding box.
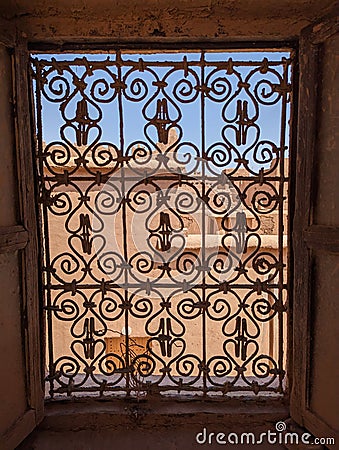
(32, 50, 292, 398)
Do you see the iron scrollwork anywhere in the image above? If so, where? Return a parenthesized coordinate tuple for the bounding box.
(31, 49, 292, 398)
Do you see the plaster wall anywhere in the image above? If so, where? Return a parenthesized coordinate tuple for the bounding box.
(0, 0, 337, 42)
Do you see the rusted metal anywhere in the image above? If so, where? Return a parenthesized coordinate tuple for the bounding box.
(31, 49, 292, 398)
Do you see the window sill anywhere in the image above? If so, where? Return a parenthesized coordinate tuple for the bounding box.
(41, 397, 289, 432)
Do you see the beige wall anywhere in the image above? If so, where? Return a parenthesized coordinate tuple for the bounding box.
(45, 165, 287, 380)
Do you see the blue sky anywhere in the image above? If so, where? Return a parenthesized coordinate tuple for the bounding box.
(32, 51, 291, 173)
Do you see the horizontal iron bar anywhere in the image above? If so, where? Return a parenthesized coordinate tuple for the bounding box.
(29, 40, 297, 53)
(42, 175, 289, 183)
(45, 283, 288, 290)
(33, 57, 292, 69)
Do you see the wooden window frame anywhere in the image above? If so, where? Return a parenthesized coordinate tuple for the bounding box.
(1, 11, 337, 445)
(0, 23, 44, 450)
(290, 14, 338, 442)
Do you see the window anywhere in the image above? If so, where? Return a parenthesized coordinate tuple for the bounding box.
(31, 48, 293, 399)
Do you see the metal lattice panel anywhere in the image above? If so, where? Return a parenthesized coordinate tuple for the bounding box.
(31, 49, 293, 398)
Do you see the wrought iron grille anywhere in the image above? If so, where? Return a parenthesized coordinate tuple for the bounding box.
(31, 49, 293, 398)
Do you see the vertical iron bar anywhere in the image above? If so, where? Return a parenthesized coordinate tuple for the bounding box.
(200, 51, 207, 395)
(277, 57, 289, 392)
(117, 51, 131, 396)
(34, 62, 55, 398)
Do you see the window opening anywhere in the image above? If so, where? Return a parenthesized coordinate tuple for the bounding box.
(31, 49, 293, 398)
